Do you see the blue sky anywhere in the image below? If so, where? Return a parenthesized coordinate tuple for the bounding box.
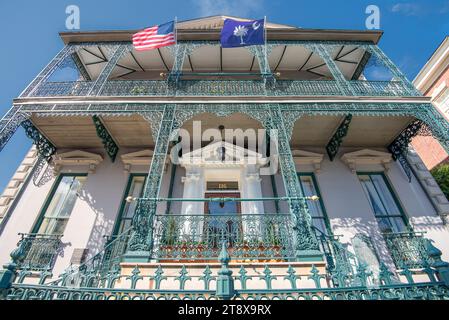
(0, 0, 448, 192)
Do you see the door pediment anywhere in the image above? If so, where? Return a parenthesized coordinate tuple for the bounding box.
(179, 141, 267, 167)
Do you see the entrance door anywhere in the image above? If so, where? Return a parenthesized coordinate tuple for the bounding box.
(204, 193, 241, 248)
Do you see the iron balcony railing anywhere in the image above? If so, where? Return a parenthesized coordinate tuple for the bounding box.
(15, 233, 62, 272)
(152, 213, 296, 262)
(383, 231, 434, 269)
(6, 241, 449, 300)
(314, 228, 358, 274)
(26, 79, 413, 98)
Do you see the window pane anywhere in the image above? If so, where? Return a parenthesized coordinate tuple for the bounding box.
(298, 174, 328, 235)
(117, 176, 147, 234)
(38, 176, 86, 235)
(122, 177, 145, 219)
(358, 174, 406, 233)
(299, 176, 324, 218)
(359, 175, 388, 216)
(312, 218, 327, 234)
(371, 175, 401, 216)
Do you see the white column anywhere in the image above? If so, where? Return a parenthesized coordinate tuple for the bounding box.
(180, 165, 204, 242)
(240, 164, 264, 241)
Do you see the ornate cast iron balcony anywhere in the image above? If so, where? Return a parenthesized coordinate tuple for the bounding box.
(14, 233, 62, 272)
(26, 79, 413, 98)
(152, 214, 296, 262)
(383, 231, 434, 269)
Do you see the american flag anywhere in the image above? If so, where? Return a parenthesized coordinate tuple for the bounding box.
(133, 21, 176, 51)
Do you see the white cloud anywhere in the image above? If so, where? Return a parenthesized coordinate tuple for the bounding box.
(191, 0, 264, 18)
(391, 3, 422, 16)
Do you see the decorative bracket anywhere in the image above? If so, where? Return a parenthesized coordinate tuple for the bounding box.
(326, 114, 352, 161)
(388, 119, 424, 182)
(21, 120, 56, 161)
(92, 115, 119, 162)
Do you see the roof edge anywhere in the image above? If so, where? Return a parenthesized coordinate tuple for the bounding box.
(59, 28, 383, 45)
(413, 36, 449, 92)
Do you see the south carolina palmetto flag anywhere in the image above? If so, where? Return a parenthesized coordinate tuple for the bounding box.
(133, 21, 176, 51)
(220, 18, 265, 48)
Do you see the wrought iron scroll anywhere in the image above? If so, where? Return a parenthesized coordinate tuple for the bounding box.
(388, 119, 423, 182)
(326, 114, 352, 161)
(21, 120, 56, 161)
(92, 115, 119, 163)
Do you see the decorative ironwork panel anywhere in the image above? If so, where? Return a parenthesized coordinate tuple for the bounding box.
(173, 103, 272, 130)
(0, 106, 30, 153)
(326, 114, 352, 161)
(88, 44, 128, 96)
(384, 232, 433, 269)
(26, 79, 417, 97)
(273, 80, 341, 96)
(350, 80, 411, 96)
(314, 228, 357, 276)
(127, 105, 177, 254)
(269, 105, 321, 254)
(366, 45, 420, 96)
(92, 115, 119, 162)
(309, 43, 355, 96)
(20, 45, 76, 97)
(21, 120, 56, 161)
(15, 233, 62, 272)
(151, 214, 296, 261)
(31, 81, 92, 97)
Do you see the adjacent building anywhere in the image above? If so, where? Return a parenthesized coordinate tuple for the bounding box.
(0, 16, 449, 300)
(412, 37, 449, 169)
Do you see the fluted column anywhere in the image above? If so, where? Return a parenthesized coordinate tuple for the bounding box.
(180, 167, 205, 242)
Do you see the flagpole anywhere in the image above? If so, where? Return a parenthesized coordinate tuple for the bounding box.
(174, 16, 178, 45)
(264, 15, 268, 77)
(174, 16, 179, 82)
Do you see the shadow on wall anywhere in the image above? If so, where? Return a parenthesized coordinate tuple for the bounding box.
(409, 215, 447, 232)
(331, 218, 397, 269)
(332, 213, 447, 262)
(78, 188, 115, 260)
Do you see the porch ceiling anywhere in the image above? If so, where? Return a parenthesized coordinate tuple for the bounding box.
(291, 115, 414, 148)
(31, 115, 154, 149)
(341, 116, 414, 147)
(30, 113, 413, 152)
(181, 112, 264, 131)
(76, 43, 366, 81)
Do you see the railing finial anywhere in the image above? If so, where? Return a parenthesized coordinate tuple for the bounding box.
(216, 241, 235, 300)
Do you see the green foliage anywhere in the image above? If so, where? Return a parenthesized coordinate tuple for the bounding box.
(431, 164, 449, 200)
